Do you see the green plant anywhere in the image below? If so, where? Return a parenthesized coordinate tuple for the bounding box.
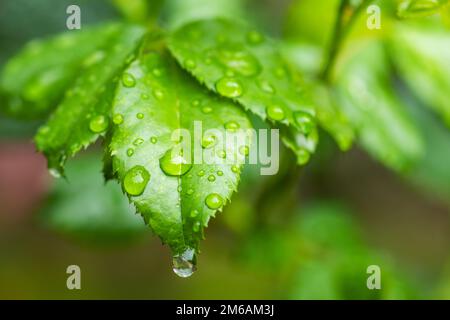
(1, 0, 449, 277)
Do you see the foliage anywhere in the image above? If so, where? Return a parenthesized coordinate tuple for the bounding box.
(0, 0, 449, 274)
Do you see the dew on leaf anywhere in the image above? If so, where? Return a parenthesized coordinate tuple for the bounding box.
(208, 175, 216, 182)
(217, 150, 227, 159)
(257, 79, 275, 94)
(231, 165, 239, 173)
(201, 135, 216, 149)
(127, 148, 134, 157)
(159, 149, 192, 176)
(205, 193, 224, 210)
(123, 165, 150, 196)
(193, 222, 201, 232)
(172, 248, 196, 278)
(122, 72, 136, 88)
(239, 145, 250, 156)
(136, 113, 144, 119)
(197, 170, 205, 177)
(113, 114, 124, 125)
(186, 188, 194, 196)
(190, 209, 199, 217)
(215, 77, 243, 98)
(202, 106, 213, 114)
(185, 59, 197, 69)
(89, 114, 109, 133)
(153, 89, 164, 100)
(215, 49, 261, 77)
(133, 138, 144, 146)
(293, 111, 315, 135)
(150, 136, 158, 144)
(246, 31, 264, 45)
(224, 120, 240, 132)
(217, 170, 223, 176)
(266, 105, 286, 121)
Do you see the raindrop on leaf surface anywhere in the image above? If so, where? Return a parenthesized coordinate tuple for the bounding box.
(89, 114, 109, 133)
(122, 72, 136, 88)
(123, 165, 150, 196)
(159, 149, 192, 176)
(205, 193, 223, 209)
(215, 77, 243, 98)
(266, 105, 285, 121)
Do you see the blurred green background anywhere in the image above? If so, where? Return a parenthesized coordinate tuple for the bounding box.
(1, 0, 450, 299)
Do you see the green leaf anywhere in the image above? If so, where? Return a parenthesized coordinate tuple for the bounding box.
(0, 24, 120, 119)
(389, 23, 450, 127)
(34, 24, 146, 176)
(40, 153, 147, 244)
(168, 18, 319, 164)
(397, 0, 449, 18)
(109, 33, 253, 257)
(336, 42, 424, 171)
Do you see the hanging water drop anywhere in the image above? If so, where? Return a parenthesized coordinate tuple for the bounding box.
(123, 165, 150, 196)
(293, 111, 315, 135)
(172, 248, 197, 278)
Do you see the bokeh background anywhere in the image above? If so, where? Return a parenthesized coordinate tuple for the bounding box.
(1, 0, 450, 299)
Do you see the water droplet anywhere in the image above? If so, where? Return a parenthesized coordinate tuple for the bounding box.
(133, 138, 144, 146)
(205, 193, 223, 210)
(293, 111, 315, 135)
(231, 165, 239, 173)
(239, 145, 249, 156)
(246, 31, 264, 45)
(190, 209, 199, 217)
(136, 113, 144, 119)
(186, 188, 194, 196)
(224, 120, 240, 132)
(177, 185, 182, 192)
(185, 59, 196, 69)
(216, 77, 243, 98)
(197, 170, 205, 177)
(257, 79, 275, 94)
(215, 49, 261, 76)
(89, 114, 109, 133)
(127, 148, 134, 157)
(266, 105, 285, 121)
(208, 175, 216, 182)
(201, 135, 216, 149)
(217, 150, 227, 159)
(123, 165, 150, 196)
(122, 72, 136, 88)
(193, 222, 201, 232)
(217, 170, 223, 176)
(172, 248, 196, 278)
(202, 106, 213, 114)
(159, 149, 192, 176)
(150, 136, 158, 144)
(153, 89, 164, 100)
(113, 114, 124, 125)
(297, 148, 310, 165)
(49, 168, 61, 179)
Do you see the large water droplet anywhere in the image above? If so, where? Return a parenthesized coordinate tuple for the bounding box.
(172, 248, 197, 278)
(216, 77, 243, 98)
(123, 165, 150, 196)
(89, 114, 109, 133)
(159, 149, 192, 176)
(205, 193, 223, 209)
(122, 72, 136, 88)
(266, 105, 285, 121)
(293, 111, 315, 135)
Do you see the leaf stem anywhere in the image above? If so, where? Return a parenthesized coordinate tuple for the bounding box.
(321, 0, 372, 82)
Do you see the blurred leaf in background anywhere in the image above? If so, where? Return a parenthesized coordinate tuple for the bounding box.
(39, 152, 147, 245)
